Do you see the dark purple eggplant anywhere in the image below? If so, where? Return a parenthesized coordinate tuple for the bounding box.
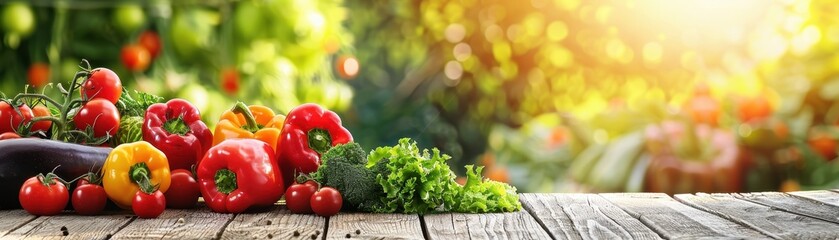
(0, 138, 111, 209)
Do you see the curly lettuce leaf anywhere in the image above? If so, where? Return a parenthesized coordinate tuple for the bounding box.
(368, 138, 458, 214)
(447, 165, 522, 213)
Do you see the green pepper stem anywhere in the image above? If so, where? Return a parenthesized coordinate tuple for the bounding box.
(130, 162, 157, 194)
(163, 118, 190, 136)
(307, 128, 333, 155)
(214, 169, 238, 194)
(231, 102, 261, 133)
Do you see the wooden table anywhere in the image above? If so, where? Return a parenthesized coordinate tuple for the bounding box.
(3, 190, 839, 239)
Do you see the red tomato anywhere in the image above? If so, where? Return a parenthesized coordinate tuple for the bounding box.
(31, 106, 52, 133)
(336, 55, 359, 80)
(138, 31, 161, 58)
(121, 44, 151, 72)
(19, 175, 69, 216)
(81, 68, 122, 104)
(220, 67, 239, 95)
(164, 169, 200, 209)
(71, 184, 107, 215)
(0, 102, 33, 134)
(27, 62, 50, 88)
(310, 187, 342, 217)
(73, 99, 120, 138)
(0, 132, 20, 140)
(133, 190, 165, 218)
(285, 180, 318, 214)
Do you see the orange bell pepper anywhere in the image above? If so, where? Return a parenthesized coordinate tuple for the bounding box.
(212, 102, 285, 152)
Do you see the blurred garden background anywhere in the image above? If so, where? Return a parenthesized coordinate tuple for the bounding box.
(2, 0, 839, 193)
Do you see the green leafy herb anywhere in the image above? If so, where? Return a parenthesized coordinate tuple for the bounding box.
(117, 89, 163, 118)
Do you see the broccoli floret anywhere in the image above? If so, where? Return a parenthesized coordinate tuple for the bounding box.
(312, 142, 383, 211)
(322, 142, 367, 165)
(321, 160, 383, 211)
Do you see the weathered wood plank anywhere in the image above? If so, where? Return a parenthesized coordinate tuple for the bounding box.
(519, 193, 581, 239)
(789, 190, 839, 207)
(109, 206, 234, 240)
(4, 211, 134, 239)
(736, 192, 839, 225)
(521, 193, 660, 240)
(221, 206, 325, 240)
(676, 193, 839, 239)
(425, 211, 552, 240)
(601, 193, 768, 239)
(327, 213, 423, 239)
(0, 210, 37, 237)
(562, 194, 662, 240)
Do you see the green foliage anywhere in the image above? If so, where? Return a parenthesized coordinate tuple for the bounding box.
(116, 89, 163, 118)
(367, 138, 459, 214)
(446, 165, 521, 213)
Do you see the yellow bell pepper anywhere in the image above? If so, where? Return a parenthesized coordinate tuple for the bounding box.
(102, 141, 171, 209)
(212, 102, 285, 151)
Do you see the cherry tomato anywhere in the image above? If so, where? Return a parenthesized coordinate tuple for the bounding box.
(164, 169, 200, 209)
(71, 184, 107, 215)
(121, 44, 151, 72)
(0, 102, 33, 134)
(133, 190, 165, 218)
(31, 106, 52, 133)
(336, 55, 359, 80)
(220, 67, 239, 95)
(285, 180, 318, 214)
(19, 174, 69, 216)
(138, 31, 161, 58)
(310, 187, 342, 217)
(73, 99, 120, 138)
(27, 63, 50, 88)
(0, 132, 20, 140)
(81, 68, 122, 104)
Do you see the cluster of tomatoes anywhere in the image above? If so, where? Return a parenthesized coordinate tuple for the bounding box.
(74, 68, 123, 139)
(17, 169, 199, 218)
(121, 31, 161, 72)
(284, 180, 342, 217)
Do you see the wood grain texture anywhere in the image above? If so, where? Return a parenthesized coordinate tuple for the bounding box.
(556, 194, 661, 240)
(736, 192, 839, 225)
(0, 210, 37, 237)
(601, 193, 768, 239)
(221, 206, 325, 240)
(789, 190, 839, 207)
(109, 207, 234, 240)
(519, 193, 581, 240)
(676, 193, 839, 239)
(4, 211, 134, 240)
(327, 213, 423, 240)
(424, 211, 552, 240)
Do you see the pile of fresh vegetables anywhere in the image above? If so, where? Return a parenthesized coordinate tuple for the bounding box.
(0, 60, 520, 218)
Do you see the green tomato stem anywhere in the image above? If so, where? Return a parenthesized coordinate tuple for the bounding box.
(214, 169, 238, 194)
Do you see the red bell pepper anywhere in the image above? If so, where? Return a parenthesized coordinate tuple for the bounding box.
(278, 103, 353, 189)
(197, 139, 284, 213)
(143, 99, 212, 170)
